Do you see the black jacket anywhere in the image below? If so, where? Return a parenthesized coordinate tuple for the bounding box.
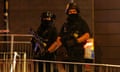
(59, 15, 90, 60)
(31, 24, 57, 60)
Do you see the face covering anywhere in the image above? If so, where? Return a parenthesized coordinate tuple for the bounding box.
(43, 19, 52, 23)
(68, 14, 79, 21)
(41, 20, 53, 28)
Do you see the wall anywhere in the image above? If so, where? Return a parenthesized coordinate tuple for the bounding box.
(8, 0, 93, 34)
(94, 0, 120, 64)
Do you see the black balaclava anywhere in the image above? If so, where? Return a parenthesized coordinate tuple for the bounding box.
(67, 14, 79, 21)
(40, 11, 56, 29)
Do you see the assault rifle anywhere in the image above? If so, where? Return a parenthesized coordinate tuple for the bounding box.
(29, 28, 46, 57)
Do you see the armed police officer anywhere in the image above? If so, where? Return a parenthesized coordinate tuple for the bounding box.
(48, 3, 91, 72)
(31, 11, 57, 72)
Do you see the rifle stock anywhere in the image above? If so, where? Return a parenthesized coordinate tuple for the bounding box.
(30, 28, 46, 56)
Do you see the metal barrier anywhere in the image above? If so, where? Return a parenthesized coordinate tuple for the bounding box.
(0, 34, 33, 59)
(28, 59, 120, 72)
(0, 34, 120, 72)
(0, 58, 120, 72)
(0, 34, 34, 72)
(0, 52, 26, 72)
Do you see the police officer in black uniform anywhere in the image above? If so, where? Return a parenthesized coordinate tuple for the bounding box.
(31, 11, 57, 72)
(60, 2, 91, 61)
(59, 3, 91, 72)
(48, 3, 91, 72)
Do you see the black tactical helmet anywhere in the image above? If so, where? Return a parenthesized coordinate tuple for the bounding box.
(65, 3, 80, 15)
(41, 11, 56, 20)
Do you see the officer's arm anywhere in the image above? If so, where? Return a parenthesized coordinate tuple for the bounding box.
(76, 32, 90, 43)
(48, 36, 62, 53)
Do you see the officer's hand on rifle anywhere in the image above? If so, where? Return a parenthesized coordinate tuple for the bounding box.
(47, 37, 62, 53)
(41, 49, 50, 56)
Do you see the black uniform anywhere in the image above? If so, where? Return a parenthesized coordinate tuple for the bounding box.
(31, 11, 57, 72)
(37, 24, 57, 59)
(60, 14, 90, 61)
(59, 14, 90, 72)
